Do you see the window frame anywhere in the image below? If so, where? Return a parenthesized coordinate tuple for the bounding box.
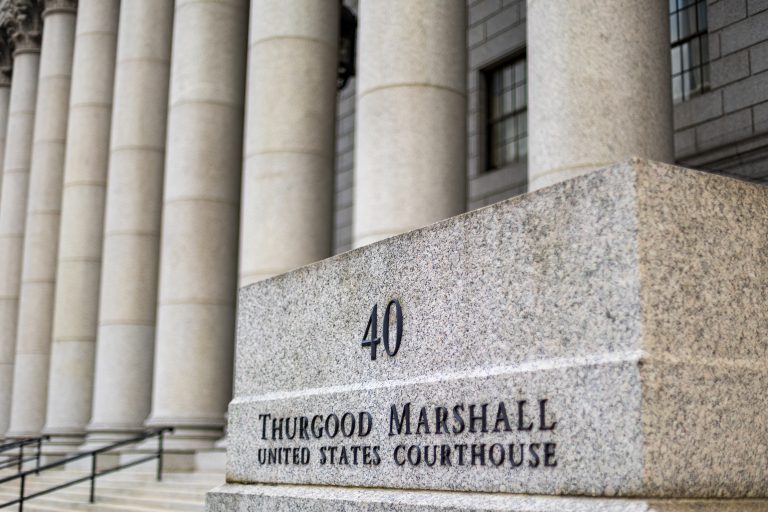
(481, 52, 528, 175)
(670, 0, 710, 104)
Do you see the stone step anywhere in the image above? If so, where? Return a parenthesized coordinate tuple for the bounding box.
(17, 495, 191, 512)
(0, 479, 218, 496)
(0, 471, 221, 487)
(0, 469, 220, 511)
(0, 492, 204, 512)
(0, 486, 206, 509)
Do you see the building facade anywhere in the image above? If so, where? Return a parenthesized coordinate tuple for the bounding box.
(0, 0, 764, 467)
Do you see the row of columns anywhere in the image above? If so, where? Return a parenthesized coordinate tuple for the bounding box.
(0, 0, 674, 458)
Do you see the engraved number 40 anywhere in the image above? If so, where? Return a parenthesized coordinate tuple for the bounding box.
(361, 299, 403, 361)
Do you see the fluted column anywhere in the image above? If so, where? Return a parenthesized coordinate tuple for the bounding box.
(239, 0, 338, 286)
(527, 0, 674, 191)
(145, 0, 247, 451)
(44, 0, 172, 447)
(0, 0, 43, 436)
(353, 0, 466, 248)
(6, 0, 77, 438)
(48, 0, 119, 446)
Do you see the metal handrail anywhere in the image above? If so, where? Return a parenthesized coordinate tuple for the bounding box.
(0, 437, 49, 473)
(0, 437, 48, 454)
(0, 427, 174, 511)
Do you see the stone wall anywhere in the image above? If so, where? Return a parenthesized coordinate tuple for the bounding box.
(331, 0, 768, 255)
(675, 0, 768, 182)
(466, 0, 527, 211)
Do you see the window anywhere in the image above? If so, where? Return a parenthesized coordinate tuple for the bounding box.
(486, 57, 527, 171)
(670, 0, 709, 104)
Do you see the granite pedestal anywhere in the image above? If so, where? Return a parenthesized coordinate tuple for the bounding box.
(207, 160, 768, 510)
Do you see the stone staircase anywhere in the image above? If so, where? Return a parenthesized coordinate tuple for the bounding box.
(0, 469, 222, 511)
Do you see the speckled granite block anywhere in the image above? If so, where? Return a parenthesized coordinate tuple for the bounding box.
(207, 485, 768, 511)
(218, 160, 768, 505)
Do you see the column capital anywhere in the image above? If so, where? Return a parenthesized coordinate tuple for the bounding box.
(0, 26, 12, 86)
(43, 0, 76, 16)
(0, 0, 43, 55)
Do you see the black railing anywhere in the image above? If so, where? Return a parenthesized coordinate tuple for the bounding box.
(0, 427, 174, 511)
(0, 436, 49, 473)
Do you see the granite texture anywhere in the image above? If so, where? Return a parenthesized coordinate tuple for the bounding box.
(224, 160, 768, 499)
(207, 484, 768, 511)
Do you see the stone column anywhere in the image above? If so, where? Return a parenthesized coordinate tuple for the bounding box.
(47, 0, 119, 445)
(527, 0, 674, 191)
(353, 0, 466, 248)
(0, 36, 12, 199)
(6, 0, 77, 438)
(239, 0, 338, 286)
(0, 38, 11, 436)
(44, 0, 172, 448)
(144, 0, 246, 454)
(0, 0, 43, 436)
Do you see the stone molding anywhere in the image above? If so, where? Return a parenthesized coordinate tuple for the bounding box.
(43, 0, 76, 16)
(0, 0, 44, 54)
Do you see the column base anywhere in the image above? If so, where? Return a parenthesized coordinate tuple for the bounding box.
(3, 429, 43, 438)
(120, 450, 196, 473)
(40, 431, 86, 461)
(143, 418, 223, 451)
(68, 427, 148, 472)
(195, 447, 226, 472)
(207, 484, 768, 511)
(66, 452, 121, 472)
(527, 162, 611, 192)
(127, 421, 224, 472)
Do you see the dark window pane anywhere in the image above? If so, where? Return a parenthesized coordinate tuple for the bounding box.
(680, 5, 697, 39)
(491, 145, 502, 169)
(671, 46, 682, 75)
(518, 136, 528, 159)
(503, 66, 513, 89)
(490, 95, 501, 119)
(670, 0, 709, 104)
(505, 140, 517, 162)
(672, 75, 683, 103)
(485, 56, 527, 170)
(682, 72, 692, 100)
(502, 90, 513, 114)
(698, 1, 707, 29)
(514, 60, 526, 84)
(689, 38, 701, 67)
(494, 120, 506, 142)
(689, 66, 701, 96)
(515, 85, 526, 109)
(670, 14, 679, 42)
(492, 71, 502, 95)
(681, 41, 691, 71)
(505, 117, 517, 142)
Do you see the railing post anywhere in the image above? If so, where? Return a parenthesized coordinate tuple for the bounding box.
(157, 430, 164, 482)
(35, 438, 42, 474)
(17, 442, 23, 473)
(19, 473, 25, 512)
(89, 453, 97, 503)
